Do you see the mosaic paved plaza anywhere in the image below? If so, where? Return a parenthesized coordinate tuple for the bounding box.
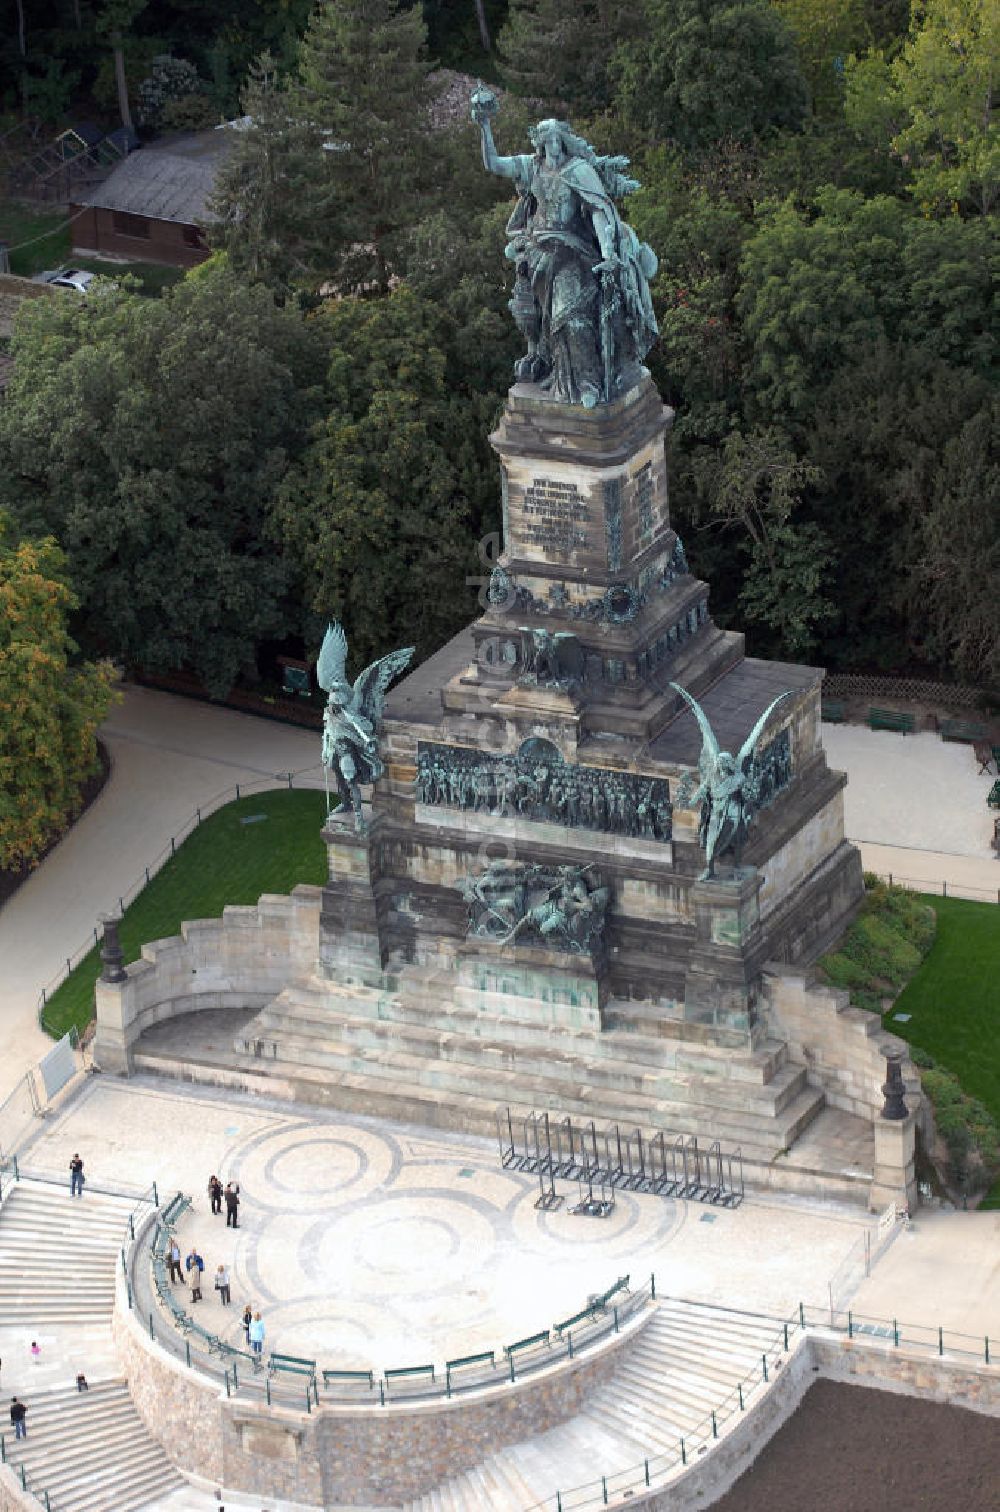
(23, 1076, 872, 1371)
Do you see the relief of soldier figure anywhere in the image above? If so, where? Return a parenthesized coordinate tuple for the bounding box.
(460, 860, 610, 953)
(415, 740, 673, 843)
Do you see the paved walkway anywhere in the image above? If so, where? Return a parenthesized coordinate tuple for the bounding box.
(823, 725, 996, 860)
(0, 685, 323, 1104)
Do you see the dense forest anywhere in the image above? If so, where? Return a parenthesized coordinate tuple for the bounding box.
(0, 0, 996, 859)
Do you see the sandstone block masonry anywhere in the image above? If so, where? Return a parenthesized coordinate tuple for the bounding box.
(114, 1245, 650, 1507)
(93, 886, 321, 1073)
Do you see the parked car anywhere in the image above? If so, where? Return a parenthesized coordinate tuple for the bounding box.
(31, 267, 97, 294)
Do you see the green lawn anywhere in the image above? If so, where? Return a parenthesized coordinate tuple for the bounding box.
(889, 895, 1000, 1134)
(42, 788, 329, 1040)
(820, 886, 1000, 1204)
(0, 201, 71, 276)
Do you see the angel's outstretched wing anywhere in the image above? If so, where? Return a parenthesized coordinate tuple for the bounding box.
(354, 645, 415, 726)
(670, 682, 720, 786)
(736, 692, 792, 774)
(316, 622, 349, 695)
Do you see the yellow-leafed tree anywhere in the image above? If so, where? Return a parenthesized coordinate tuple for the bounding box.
(0, 516, 118, 871)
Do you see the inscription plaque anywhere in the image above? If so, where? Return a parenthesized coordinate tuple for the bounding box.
(522, 477, 589, 551)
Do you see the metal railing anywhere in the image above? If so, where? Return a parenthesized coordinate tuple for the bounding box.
(0, 1030, 82, 1163)
(516, 1300, 1000, 1511)
(0, 1434, 53, 1509)
(126, 1196, 655, 1411)
(36, 767, 324, 1034)
(866, 870, 998, 905)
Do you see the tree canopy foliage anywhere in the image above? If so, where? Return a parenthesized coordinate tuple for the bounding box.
(0, 0, 996, 694)
(0, 516, 117, 871)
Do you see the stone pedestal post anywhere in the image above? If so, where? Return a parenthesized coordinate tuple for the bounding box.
(683, 872, 764, 1039)
(870, 1112, 917, 1214)
(318, 811, 386, 985)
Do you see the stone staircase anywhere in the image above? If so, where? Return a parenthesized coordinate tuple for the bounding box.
(3, 1380, 187, 1512)
(226, 974, 826, 1167)
(404, 1297, 792, 1510)
(0, 1182, 134, 1323)
(0, 1182, 187, 1510)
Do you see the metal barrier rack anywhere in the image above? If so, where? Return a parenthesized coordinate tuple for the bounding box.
(497, 1108, 744, 1210)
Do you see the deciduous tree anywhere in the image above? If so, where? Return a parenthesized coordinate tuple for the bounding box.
(0, 516, 117, 871)
(0, 266, 326, 695)
(613, 0, 808, 149)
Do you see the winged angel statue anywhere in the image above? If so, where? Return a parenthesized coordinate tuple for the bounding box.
(669, 683, 791, 881)
(317, 623, 414, 832)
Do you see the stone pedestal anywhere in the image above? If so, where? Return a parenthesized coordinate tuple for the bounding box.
(318, 812, 385, 984)
(870, 1112, 918, 1214)
(683, 873, 764, 1037)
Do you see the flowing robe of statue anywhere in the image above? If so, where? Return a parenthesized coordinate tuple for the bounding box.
(471, 87, 658, 408)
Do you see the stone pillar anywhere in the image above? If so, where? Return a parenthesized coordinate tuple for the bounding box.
(870, 1050, 918, 1212)
(318, 811, 387, 985)
(870, 1112, 917, 1214)
(683, 872, 764, 1040)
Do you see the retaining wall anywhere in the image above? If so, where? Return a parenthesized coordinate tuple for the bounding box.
(114, 1244, 651, 1506)
(93, 886, 322, 1073)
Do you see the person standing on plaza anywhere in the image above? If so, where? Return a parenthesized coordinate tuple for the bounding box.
(10, 1398, 26, 1439)
(248, 1312, 265, 1357)
(69, 1153, 84, 1197)
(214, 1264, 231, 1306)
(225, 1182, 240, 1229)
(208, 1175, 223, 1215)
(167, 1237, 183, 1284)
(185, 1249, 204, 1302)
(242, 1304, 253, 1346)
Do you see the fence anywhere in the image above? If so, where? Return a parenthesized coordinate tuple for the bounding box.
(0, 1031, 80, 1162)
(517, 1299, 1000, 1512)
(822, 673, 988, 711)
(128, 1191, 655, 1411)
(36, 768, 324, 1035)
(867, 870, 999, 905)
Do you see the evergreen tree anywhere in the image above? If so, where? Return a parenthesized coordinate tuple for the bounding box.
(499, 0, 641, 115)
(288, 0, 435, 290)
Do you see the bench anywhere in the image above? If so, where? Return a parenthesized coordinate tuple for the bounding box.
(503, 1329, 551, 1360)
(868, 708, 915, 735)
(554, 1306, 597, 1337)
(322, 1368, 374, 1391)
(589, 1274, 631, 1312)
(940, 719, 987, 744)
(160, 1193, 192, 1228)
(268, 1351, 316, 1382)
(216, 1339, 260, 1372)
(383, 1364, 435, 1391)
(445, 1350, 496, 1391)
(821, 700, 846, 723)
(973, 741, 994, 775)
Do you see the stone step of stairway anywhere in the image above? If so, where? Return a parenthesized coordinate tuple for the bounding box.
(4, 1380, 184, 1512)
(226, 1028, 820, 1145)
(244, 998, 796, 1102)
(135, 1042, 822, 1174)
(258, 980, 789, 1083)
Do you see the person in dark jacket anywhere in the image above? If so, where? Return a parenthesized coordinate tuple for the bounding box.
(225, 1182, 240, 1229)
(208, 1175, 223, 1215)
(10, 1398, 26, 1439)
